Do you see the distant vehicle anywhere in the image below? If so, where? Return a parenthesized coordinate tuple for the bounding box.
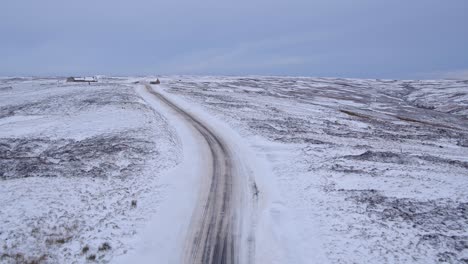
(150, 78, 160, 85)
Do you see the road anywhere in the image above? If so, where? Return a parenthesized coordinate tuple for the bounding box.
(144, 84, 242, 264)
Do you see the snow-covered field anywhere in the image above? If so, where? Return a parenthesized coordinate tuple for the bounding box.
(162, 76, 468, 263)
(1, 76, 467, 263)
(0, 78, 180, 263)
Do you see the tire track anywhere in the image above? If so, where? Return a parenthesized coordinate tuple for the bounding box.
(144, 84, 238, 264)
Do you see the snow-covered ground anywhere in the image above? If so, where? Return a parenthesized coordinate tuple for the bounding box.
(0, 78, 180, 263)
(1, 76, 467, 263)
(161, 76, 468, 263)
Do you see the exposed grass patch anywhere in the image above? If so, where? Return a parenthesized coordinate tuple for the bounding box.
(87, 254, 96, 261)
(98, 242, 111, 251)
(339, 109, 371, 119)
(81, 245, 89, 254)
(0, 252, 47, 264)
(45, 236, 72, 246)
(395, 115, 457, 130)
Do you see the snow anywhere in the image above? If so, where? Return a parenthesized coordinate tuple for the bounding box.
(1, 76, 467, 263)
(0, 78, 180, 263)
(115, 84, 203, 264)
(0, 108, 145, 139)
(155, 84, 328, 264)
(161, 76, 468, 263)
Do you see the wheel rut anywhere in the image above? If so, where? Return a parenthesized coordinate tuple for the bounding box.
(144, 84, 239, 264)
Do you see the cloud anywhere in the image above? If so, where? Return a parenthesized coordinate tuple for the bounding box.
(158, 34, 317, 74)
(1, 0, 467, 78)
(440, 69, 468, 80)
(417, 69, 468, 80)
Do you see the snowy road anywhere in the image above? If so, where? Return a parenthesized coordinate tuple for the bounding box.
(143, 84, 245, 264)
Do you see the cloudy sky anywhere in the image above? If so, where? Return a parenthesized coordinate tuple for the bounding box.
(1, 0, 467, 79)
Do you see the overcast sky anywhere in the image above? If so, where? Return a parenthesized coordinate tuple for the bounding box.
(1, 0, 467, 79)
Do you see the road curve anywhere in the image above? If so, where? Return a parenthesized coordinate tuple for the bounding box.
(144, 84, 239, 264)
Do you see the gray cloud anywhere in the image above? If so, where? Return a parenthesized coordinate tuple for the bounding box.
(1, 0, 467, 78)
